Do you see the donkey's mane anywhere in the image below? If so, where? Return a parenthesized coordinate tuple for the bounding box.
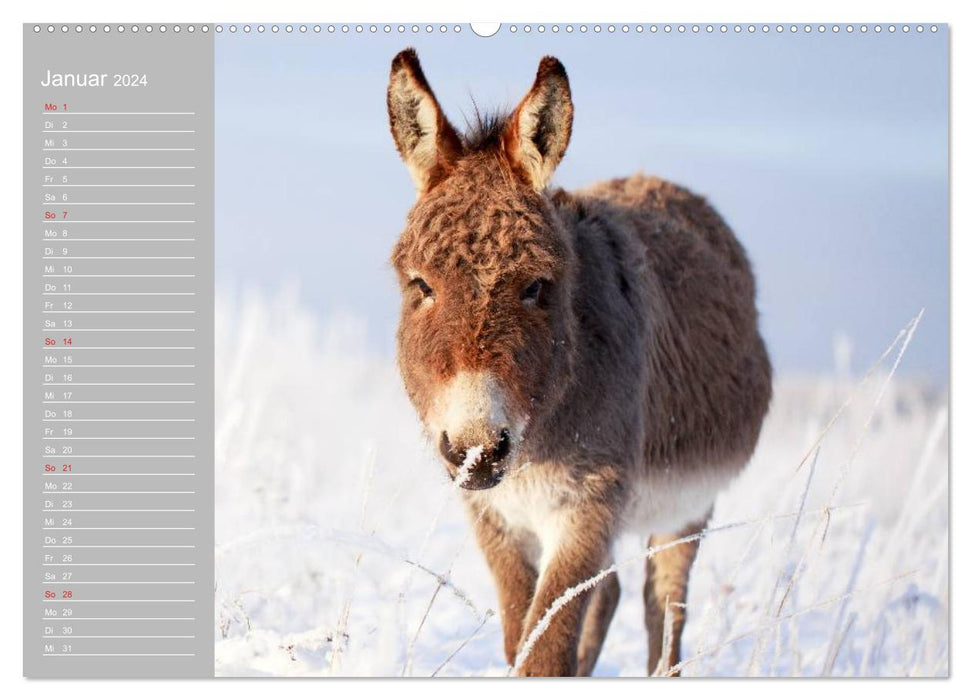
(461, 106, 511, 153)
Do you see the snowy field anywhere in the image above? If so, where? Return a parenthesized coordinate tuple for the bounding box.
(213, 290, 948, 677)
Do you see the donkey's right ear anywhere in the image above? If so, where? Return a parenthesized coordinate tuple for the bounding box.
(387, 49, 463, 195)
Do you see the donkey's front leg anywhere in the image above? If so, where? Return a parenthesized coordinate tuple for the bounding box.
(515, 508, 614, 677)
(469, 507, 538, 666)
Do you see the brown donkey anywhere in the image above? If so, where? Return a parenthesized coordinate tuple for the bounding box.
(387, 49, 772, 677)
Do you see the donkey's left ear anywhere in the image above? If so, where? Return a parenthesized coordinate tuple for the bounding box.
(503, 56, 574, 191)
(387, 49, 463, 195)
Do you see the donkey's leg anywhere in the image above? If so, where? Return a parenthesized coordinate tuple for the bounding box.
(575, 569, 620, 676)
(469, 508, 538, 666)
(644, 511, 711, 676)
(516, 505, 616, 677)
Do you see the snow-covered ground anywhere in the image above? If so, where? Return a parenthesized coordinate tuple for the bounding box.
(213, 290, 948, 677)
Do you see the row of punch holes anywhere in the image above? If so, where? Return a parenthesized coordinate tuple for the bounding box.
(34, 23, 940, 35)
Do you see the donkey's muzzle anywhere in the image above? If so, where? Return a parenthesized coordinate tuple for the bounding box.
(439, 429, 512, 490)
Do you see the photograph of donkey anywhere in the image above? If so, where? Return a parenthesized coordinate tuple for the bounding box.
(387, 49, 773, 677)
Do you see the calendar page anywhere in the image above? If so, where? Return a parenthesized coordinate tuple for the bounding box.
(23, 21, 949, 679)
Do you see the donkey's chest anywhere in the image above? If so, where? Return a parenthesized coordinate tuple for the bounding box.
(485, 472, 568, 532)
(471, 467, 579, 569)
(474, 460, 737, 548)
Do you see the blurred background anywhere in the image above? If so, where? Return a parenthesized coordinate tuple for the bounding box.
(215, 26, 948, 382)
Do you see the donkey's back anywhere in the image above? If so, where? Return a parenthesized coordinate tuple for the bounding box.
(549, 173, 772, 674)
(570, 174, 772, 473)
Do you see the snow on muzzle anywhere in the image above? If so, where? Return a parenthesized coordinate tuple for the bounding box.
(431, 371, 519, 490)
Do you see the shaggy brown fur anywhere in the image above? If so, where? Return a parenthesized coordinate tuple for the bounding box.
(387, 49, 772, 676)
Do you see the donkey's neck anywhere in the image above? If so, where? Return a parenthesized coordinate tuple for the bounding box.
(520, 188, 651, 470)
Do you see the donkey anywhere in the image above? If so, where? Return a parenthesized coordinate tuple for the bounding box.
(387, 49, 772, 677)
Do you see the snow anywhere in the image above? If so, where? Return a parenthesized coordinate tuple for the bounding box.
(213, 290, 948, 677)
(456, 445, 485, 488)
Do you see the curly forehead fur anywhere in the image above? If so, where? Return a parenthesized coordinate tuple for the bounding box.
(392, 154, 569, 283)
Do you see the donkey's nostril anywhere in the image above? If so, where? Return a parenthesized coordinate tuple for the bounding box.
(439, 429, 512, 470)
(439, 431, 465, 467)
(439, 428, 514, 490)
(493, 428, 511, 463)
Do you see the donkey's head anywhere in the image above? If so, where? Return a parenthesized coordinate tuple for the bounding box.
(388, 49, 578, 490)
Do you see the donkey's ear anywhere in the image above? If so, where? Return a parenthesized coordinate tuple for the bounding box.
(503, 56, 574, 191)
(387, 49, 463, 195)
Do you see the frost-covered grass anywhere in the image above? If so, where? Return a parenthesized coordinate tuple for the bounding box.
(213, 290, 948, 677)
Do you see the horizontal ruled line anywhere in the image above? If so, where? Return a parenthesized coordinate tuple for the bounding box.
(41, 238, 197, 242)
(42, 382, 195, 385)
(43, 490, 195, 494)
(43, 654, 196, 657)
(42, 562, 195, 572)
(43, 309, 195, 313)
(41, 600, 195, 603)
(40, 347, 196, 350)
(43, 545, 196, 548)
(43, 130, 196, 133)
(43, 292, 196, 296)
(43, 400, 195, 404)
(43, 433, 195, 439)
(43, 184, 195, 187)
(42, 617, 197, 621)
(43, 635, 196, 639)
(43, 654, 196, 658)
(43, 148, 196, 152)
(41, 456, 194, 460)
(43, 274, 196, 277)
(42, 414, 194, 418)
(42, 527, 195, 530)
(44, 403, 194, 407)
(43, 509, 195, 513)
(40, 329, 196, 332)
(42, 111, 196, 115)
(40, 473, 196, 477)
(42, 166, 196, 170)
(40, 475, 196, 478)
(40, 581, 196, 584)
(41, 202, 195, 205)
(43, 564, 195, 568)
(41, 508, 196, 516)
(43, 257, 196, 260)
(43, 364, 195, 367)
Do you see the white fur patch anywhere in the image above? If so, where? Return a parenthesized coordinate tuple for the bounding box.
(624, 462, 742, 534)
(431, 371, 522, 447)
(474, 459, 743, 575)
(476, 464, 569, 571)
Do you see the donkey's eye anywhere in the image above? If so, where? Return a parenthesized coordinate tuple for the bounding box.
(410, 277, 434, 299)
(521, 279, 545, 303)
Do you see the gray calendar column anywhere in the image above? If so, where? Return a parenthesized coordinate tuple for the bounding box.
(23, 24, 214, 678)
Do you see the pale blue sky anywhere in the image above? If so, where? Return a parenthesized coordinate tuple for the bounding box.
(215, 27, 948, 382)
